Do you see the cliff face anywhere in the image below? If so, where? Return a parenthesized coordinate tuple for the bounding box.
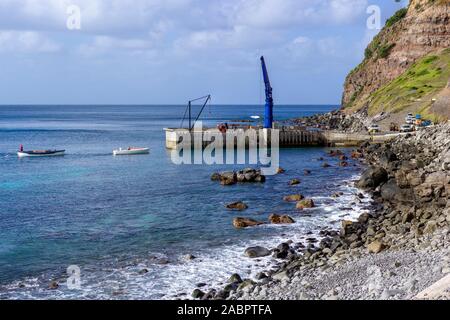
(342, 0, 450, 120)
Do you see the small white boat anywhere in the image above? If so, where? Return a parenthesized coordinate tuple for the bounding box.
(17, 150, 65, 158)
(113, 147, 149, 156)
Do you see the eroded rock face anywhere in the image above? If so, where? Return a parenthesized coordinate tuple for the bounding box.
(342, 0, 450, 117)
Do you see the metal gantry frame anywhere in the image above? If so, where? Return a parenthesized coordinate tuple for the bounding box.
(181, 95, 211, 131)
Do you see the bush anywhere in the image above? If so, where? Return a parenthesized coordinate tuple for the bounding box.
(385, 8, 408, 28)
(378, 43, 395, 59)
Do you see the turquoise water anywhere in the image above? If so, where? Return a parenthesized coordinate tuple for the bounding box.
(0, 105, 369, 299)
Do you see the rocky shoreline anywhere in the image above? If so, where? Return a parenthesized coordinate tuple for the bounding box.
(192, 122, 449, 300)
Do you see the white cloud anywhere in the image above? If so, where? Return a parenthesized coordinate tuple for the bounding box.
(0, 31, 60, 53)
(0, 0, 372, 57)
(78, 35, 154, 57)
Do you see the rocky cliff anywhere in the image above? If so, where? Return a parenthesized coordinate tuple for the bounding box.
(342, 0, 450, 121)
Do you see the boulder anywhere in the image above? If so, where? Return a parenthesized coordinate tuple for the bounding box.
(48, 281, 59, 290)
(283, 194, 304, 202)
(269, 214, 295, 224)
(221, 178, 236, 186)
(244, 246, 271, 258)
(192, 289, 205, 299)
(423, 220, 437, 234)
(289, 179, 301, 186)
(351, 151, 363, 159)
(276, 167, 286, 174)
(322, 162, 331, 168)
(228, 273, 243, 284)
(211, 172, 221, 181)
(296, 199, 315, 210)
(339, 161, 349, 167)
(356, 166, 388, 190)
(233, 217, 264, 229)
(226, 201, 248, 211)
(367, 240, 386, 254)
(254, 174, 266, 183)
(381, 179, 413, 203)
(221, 171, 236, 181)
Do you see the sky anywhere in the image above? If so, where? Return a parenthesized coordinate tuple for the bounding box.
(0, 0, 409, 105)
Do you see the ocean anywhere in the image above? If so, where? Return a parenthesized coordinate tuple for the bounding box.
(0, 105, 371, 299)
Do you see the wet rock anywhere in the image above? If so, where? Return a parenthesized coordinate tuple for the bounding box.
(184, 254, 196, 260)
(228, 273, 243, 284)
(289, 179, 301, 186)
(276, 167, 286, 174)
(339, 161, 349, 167)
(269, 214, 295, 224)
(233, 217, 264, 229)
(221, 178, 236, 186)
(283, 194, 304, 202)
(244, 246, 271, 258)
(226, 201, 248, 211)
(255, 272, 268, 280)
(322, 162, 331, 168)
(304, 170, 312, 175)
(48, 281, 59, 290)
(211, 172, 221, 181)
(138, 269, 149, 275)
(296, 199, 315, 210)
(238, 279, 256, 291)
(192, 289, 205, 299)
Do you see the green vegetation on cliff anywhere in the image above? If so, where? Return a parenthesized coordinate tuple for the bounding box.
(367, 48, 450, 120)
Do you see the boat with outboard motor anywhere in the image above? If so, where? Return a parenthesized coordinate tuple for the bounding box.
(113, 147, 150, 156)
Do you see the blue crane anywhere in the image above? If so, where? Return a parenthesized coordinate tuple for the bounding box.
(261, 56, 274, 129)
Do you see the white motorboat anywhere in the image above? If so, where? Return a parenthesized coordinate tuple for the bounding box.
(17, 149, 65, 158)
(113, 147, 149, 156)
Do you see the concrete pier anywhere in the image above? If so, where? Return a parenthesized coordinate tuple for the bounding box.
(164, 127, 402, 149)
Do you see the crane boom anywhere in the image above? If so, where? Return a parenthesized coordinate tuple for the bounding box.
(260, 56, 273, 129)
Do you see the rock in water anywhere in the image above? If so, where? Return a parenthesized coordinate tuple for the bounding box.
(221, 178, 236, 186)
(48, 281, 59, 290)
(233, 217, 264, 229)
(192, 289, 205, 299)
(276, 167, 286, 174)
(296, 199, 315, 210)
(269, 214, 295, 224)
(322, 162, 331, 168)
(367, 240, 386, 254)
(244, 246, 271, 258)
(211, 172, 221, 181)
(228, 273, 243, 284)
(283, 194, 304, 202)
(289, 179, 301, 186)
(226, 201, 248, 211)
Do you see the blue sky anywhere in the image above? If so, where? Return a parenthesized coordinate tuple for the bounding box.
(0, 0, 409, 105)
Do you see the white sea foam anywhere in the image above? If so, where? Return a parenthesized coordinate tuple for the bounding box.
(0, 174, 371, 300)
